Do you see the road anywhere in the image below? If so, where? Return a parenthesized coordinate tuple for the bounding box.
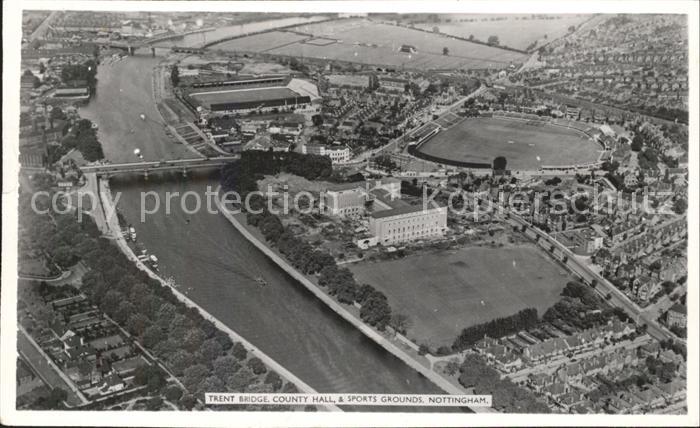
(18, 326, 87, 407)
(80, 156, 238, 175)
(28, 10, 59, 41)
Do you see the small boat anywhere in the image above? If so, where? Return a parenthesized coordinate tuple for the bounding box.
(254, 276, 267, 287)
(129, 226, 137, 241)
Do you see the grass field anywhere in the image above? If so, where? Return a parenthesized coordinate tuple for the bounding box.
(189, 87, 300, 108)
(415, 14, 592, 51)
(214, 30, 309, 52)
(213, 18, 528, 71)
(349, 245, 572, 348)
(419, 117, 601, 170)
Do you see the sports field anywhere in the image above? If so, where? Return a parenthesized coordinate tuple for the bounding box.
(189, 87, 300, 108)
(349, 245, 572, 348)
(419, 117, 601, 170)
(212, 18, 528, 71)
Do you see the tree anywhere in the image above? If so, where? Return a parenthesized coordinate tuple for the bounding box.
(311, 114, 323, 127)
(673, 198, 687, 215)
(168, 350, 194, 376)
(264, 370, 283, 391)
(631, 135, 643, 151)
(142, 325, 165, 348)
(493, 156, 507, 171)
(443, 47, 449, 56)
(359, 293, 392, 330)
(101, 290, 123, 316)
(183, 328, 206, 353)
(170, 65, 180, 87)
(196, 376, 225, 397)
(247, 357, 267, 375)
(126, 313, 150, 336)
(389, 313, 411, 334)
(165, 385, 183, 402)
(231, 342, 248, 361)
(183, 364, 209, 391)
(418, 344, 430, 355)
(146, 396, 163, 411)
(487, 35, 500, 46)
(226, 366, 256, 392)
(179, 394, 197, 410)
(213, 355, 241, 379)
(198, 338, 224, 364)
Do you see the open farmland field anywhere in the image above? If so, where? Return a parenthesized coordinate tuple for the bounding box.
(414, 14, 592, 51)
(419, 117, 601, 170)
(349, 245, 572, 348)
(212, 18, 528, 70)
(213, 30, 310, 52)
(189, 87, 300, 107)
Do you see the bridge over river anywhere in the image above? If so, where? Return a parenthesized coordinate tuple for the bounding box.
(81, 156, 238, 177)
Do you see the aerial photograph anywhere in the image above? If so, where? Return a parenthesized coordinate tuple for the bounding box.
(7, 3, 694, 423)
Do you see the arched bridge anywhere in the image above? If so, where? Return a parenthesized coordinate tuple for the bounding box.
(80, 156, 238, 177)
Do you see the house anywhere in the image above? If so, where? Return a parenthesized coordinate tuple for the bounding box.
(242, 135, 289, 152)
(632, 275, 660, 301)
(666, 303, 686, 328)
(522, 337, 569, 363)
(623, 172, 639, 187)
(483, 345, 523, 372)
(99, 371, 126, 395)
(657, 380, 686, 402)
(62, 331, 96, 361)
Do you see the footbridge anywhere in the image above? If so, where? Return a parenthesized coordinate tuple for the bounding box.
(80, 156, 238, 177)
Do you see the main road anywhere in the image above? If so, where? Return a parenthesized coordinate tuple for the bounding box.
(83, 50, 464, 409)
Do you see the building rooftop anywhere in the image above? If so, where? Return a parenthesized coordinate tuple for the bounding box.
(370, 202, 444, 219)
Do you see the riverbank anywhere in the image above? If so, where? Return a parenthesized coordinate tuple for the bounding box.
(214, 194, 495, 414)
(96, 176, 340, 412)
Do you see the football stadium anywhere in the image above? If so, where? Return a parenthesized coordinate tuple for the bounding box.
(183, 75, 320, 116)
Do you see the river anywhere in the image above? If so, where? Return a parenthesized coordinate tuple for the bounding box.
(83, 52, 460, 406)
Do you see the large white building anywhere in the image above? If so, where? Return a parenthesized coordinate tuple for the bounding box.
(322, 178, 401, 217)
(304, 143, 351, 164)
(322, 177, 447, 245)
(369, 204, 447, 246)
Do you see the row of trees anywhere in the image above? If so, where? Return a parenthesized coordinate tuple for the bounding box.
(19, 176, 291, 407)
(452, 308, 539, 352)
(246, 205, 396, 331)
